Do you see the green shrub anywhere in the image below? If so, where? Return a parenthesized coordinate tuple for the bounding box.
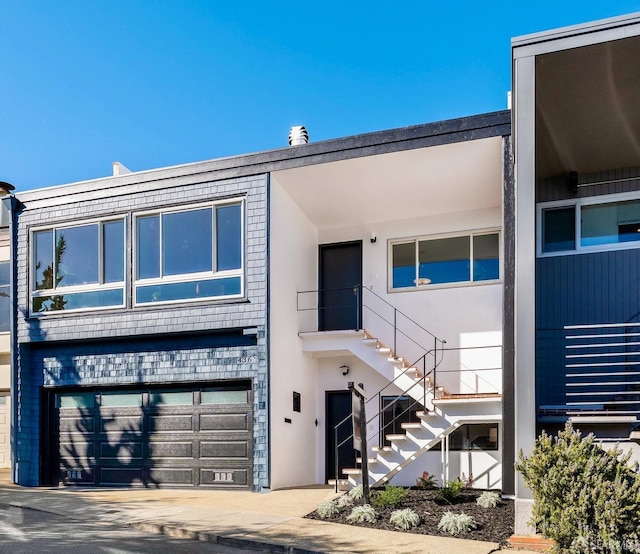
(435, 479, 464, 504)
(516, 423, 640, 552)
(348, 484, 364, 500)
(389, 508, 420, 530)
(372, 485, 407, 508)
(336, 493, 354, 508)
(415, 470, 437, 489)
(476, 491, 501, 508)
(346, 504, 377, 523)
(316, 499, 339, 519)
(437, 511, 476, 535)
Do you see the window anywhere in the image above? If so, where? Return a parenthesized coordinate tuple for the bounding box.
(432, 423, 499, 451)
(31, 219, 125, 314)
(380, 396, 419, 446)
(0, 262, 8, 332)
(390, 231, 499, 289)
(539, 194, 640, 255)
(134, 200, 244, 305)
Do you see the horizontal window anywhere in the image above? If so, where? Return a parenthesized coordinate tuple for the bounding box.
(31, 219, 125, 314)
(432, 423, 499, 451)
(540, 195, 640, 255)
(135, 277, 241, 304)
(57, 393, 95, 409)
(390, 231, 499, 289)
(134, 201, 244, 305)
(149, 391, 194, 406)
(201, 389, 248, 404)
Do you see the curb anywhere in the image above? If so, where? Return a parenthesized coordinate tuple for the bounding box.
(130, 521, 324, 553)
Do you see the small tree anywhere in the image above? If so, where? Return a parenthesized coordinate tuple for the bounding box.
(516, 423, 640, 553)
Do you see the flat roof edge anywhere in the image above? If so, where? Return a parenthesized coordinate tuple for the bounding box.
(17, 110, 510, 203)
(512, 11, 640, 49)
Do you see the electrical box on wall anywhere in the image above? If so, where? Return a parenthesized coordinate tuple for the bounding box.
(293, 391, 301, 412)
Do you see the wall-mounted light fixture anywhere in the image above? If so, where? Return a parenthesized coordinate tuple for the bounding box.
(370, 232, 377, 243)
(340, 364, 350, 376)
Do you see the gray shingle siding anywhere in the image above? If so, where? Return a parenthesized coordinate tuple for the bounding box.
(14, 174, 269, 489)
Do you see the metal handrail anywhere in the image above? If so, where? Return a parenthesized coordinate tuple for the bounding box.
(298, 285, 448, 487)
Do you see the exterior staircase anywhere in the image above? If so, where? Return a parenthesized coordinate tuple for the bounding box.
(299, 329, 502, 488)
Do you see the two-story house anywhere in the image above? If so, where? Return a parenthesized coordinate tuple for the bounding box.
(9, 111, 512, 492)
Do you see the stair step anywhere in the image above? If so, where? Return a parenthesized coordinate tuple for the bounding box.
(404, 367, 426, 378)
(371, 445, 392, 452)
(376, 347, 391, 355)
(386, 433, 407, 441)
(342, 468, 362, 475)
(327, 478, 349, 488)
(356, 457, 378, 464)
(401, 422, 423, 430)
(416, 410, 436, 418)
(362, 338, 379, 347)
(388, 357, 406, 365)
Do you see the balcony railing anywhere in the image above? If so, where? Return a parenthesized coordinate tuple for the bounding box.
(563, 322, 640, 419)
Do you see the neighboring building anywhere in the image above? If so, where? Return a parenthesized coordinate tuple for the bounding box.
(511, 12, 640, 534)
(0, 182, 13, 469)
(9, 111, 512, 491)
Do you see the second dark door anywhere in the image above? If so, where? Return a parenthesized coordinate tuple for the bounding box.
(319, 241, 362, 331)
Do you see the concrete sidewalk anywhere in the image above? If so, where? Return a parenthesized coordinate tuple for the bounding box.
(0, 470, 511, 553)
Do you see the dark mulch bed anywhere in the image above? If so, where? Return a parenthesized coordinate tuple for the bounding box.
(305, 488, 514, 545)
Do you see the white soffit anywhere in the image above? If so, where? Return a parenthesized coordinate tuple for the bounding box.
(272, 136, 503, 228)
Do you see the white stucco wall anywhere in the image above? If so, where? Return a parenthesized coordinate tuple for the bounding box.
(319, 207, 503, 395)
(269, 179, 320, 489)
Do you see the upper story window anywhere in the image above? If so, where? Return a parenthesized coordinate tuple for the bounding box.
(31, 219, 125, 314)
(134, 199, 244, 305)
(0, 262, 9, 331)
(390, 231, 500, 290)
(539, 193, 640, 256)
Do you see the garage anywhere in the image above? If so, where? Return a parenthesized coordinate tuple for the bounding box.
(52, 383, 253, 488)
(0, 392, 9, 468)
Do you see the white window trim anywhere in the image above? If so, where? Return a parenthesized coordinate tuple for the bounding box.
(132, 197, 245, 307)
(29, 216, 127, 316)
(537, 190, 640, 257)
(388, 228, 501, 293)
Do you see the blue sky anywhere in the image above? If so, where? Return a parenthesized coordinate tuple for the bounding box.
(1, 1, 639, 191)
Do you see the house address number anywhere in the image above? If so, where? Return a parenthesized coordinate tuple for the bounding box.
(236, 356, 257, 364)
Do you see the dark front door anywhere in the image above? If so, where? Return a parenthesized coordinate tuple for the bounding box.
(326, 391, 357, 482)
(319, 241, 362, 331)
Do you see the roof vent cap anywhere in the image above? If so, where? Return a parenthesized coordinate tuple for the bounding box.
(288, 125, 309, 146)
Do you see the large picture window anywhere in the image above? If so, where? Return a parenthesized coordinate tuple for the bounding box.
(134, 200, 244, 305)
(539, 194, 640, 255)
(390, 231, 499, 289)
(30, 219, 125, 314)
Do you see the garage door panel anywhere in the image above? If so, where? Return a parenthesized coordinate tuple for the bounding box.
(99, 467, 145, 485)
(99, 441, 144, 460)
(200, 413, 248, 431)
(60, 440, 94, 460)
(59, 416, 95, 434)
(149, 467, 194, 485)
(200, 468, 248, 486)
(100, 416, 143, 433)
(148, 441, 194, 459)
(149, 414, 194, 432)
(200, 440, 248, 459)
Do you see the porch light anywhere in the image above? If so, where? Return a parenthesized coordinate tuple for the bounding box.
(414, 278, 431, 286)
